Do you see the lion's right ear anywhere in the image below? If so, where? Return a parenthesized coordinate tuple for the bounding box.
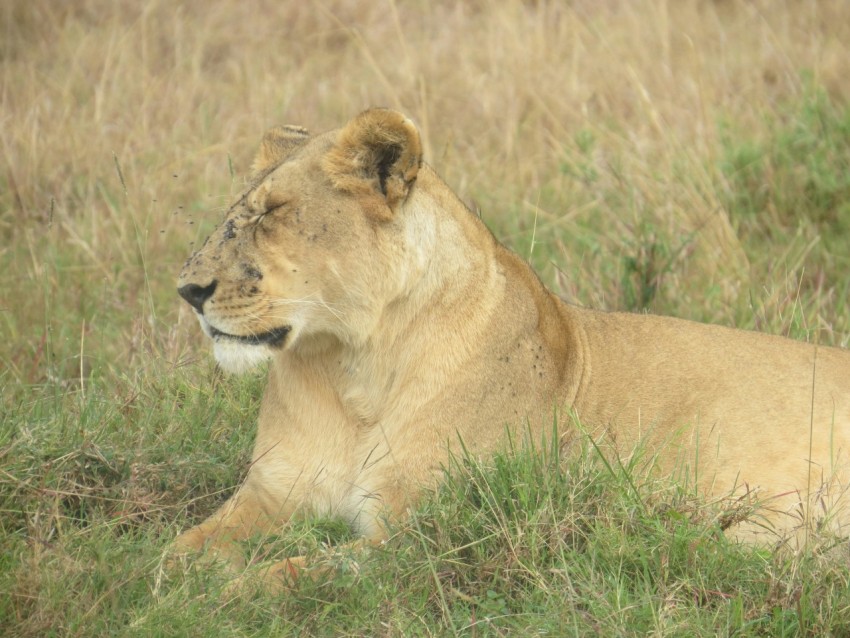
(251, 125, 311, 175)
(322, 108, 422, 220)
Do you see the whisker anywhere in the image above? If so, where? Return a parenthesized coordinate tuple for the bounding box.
(266, 296, 345, 321)
(267, 297, 343, 309)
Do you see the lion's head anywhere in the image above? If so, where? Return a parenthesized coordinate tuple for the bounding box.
(177, 109, 425, 373)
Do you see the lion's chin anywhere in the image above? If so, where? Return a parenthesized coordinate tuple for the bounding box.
(193, 313, 288, 373)
(212, 340, 273, 374)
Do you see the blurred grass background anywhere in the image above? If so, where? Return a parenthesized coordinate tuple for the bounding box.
(3, 1, 850, 634)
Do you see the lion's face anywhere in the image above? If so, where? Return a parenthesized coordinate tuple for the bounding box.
(177, 110, 423, 373)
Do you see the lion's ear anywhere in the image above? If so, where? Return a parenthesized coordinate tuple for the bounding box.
(251, 125, 311, 175)
(322, 108, 422, 220)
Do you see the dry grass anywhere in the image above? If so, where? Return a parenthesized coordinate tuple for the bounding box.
(3, 0, 850, 635)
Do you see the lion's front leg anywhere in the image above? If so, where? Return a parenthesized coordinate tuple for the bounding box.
(230, 476, 411, 591)
(227, 531, 387, 595)
(171, 484, 286, 572)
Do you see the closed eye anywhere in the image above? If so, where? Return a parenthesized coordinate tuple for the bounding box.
(258, 203, 287, 222)
(252, 205, 287, 239)
(252, 207, 278, 226)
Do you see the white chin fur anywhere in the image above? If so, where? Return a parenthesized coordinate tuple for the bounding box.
(212, 340, 273, 374)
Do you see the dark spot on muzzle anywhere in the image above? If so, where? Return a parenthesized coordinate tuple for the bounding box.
(222, 219, 237, 240)
(243, 264, 263, 280)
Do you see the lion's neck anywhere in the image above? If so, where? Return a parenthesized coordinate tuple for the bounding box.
(307, 167, 507, 423)
(385, 166, 504, 340)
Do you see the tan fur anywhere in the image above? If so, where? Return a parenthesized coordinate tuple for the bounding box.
(175, 108, 850, 581)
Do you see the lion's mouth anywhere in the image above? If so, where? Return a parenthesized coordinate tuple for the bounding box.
(208, 325, 291, 348)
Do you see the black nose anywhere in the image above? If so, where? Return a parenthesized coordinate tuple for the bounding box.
(177, 280, 217, 313)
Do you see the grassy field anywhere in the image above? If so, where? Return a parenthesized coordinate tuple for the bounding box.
(3, 0, 850, 635)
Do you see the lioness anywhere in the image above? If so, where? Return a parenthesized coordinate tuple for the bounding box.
(176, 108, 850, 581)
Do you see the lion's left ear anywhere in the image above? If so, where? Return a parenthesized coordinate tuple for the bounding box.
(323, 108, 423, 220)
(251, 125, 311, 176)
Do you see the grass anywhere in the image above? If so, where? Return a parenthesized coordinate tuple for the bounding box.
(3, 0, 850, 634)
